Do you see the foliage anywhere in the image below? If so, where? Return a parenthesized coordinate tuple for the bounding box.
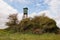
(6, 13, 59, 34)
(19, 15, 59, 34)
(6, 14, 19, 32)
(19, 18, 33, 33)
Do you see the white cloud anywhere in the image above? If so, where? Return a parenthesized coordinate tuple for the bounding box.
(29, 10, 54, 18)
(29, 12, 37, 18)
(9, 0, 31, 4)
(36, 3, 41, 7)
(40, 0, 60, 28)
(44, 0, 60, 17)
(10, 0, 13, 2)
(18, 0, 31, 4)
(0, 0, 18, 29)
(18, 13, 23, 21)
(29, 0, 60, 28)
(46, 0, 60, 28)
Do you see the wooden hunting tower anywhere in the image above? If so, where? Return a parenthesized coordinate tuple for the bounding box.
(23, 7, 28, 19)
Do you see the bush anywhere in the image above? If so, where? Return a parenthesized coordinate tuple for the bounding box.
(6, 14, 19, 33)
(6, 13, 59, 34)
(19, 15, 58, 34)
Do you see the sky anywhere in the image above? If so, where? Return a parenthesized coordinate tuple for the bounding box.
(0, 0, 60, 29)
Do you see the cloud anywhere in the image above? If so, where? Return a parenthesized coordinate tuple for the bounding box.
(29, 10, 55, 18)
(10, 0, 13, 2)
(18, 13, 23, 21)
(36, 3, 41, 7)
(0, 0, 18, 29)
(9, 0, 31, 4)
(37, 0, 60, 28)
(45, 0, 60, 28)
(29, 0, 60, 28)
(18, 0, 31, 4)
(44, 0, 60, 17)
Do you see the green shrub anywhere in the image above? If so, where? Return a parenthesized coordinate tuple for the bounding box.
(6, 14, 59, 34)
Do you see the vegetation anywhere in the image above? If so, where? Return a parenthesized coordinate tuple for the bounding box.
(0, 30, 60, 40)
(6, 14, 19, 32)
(0, 13, 60, 40)
(5, 13, 60, 34)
